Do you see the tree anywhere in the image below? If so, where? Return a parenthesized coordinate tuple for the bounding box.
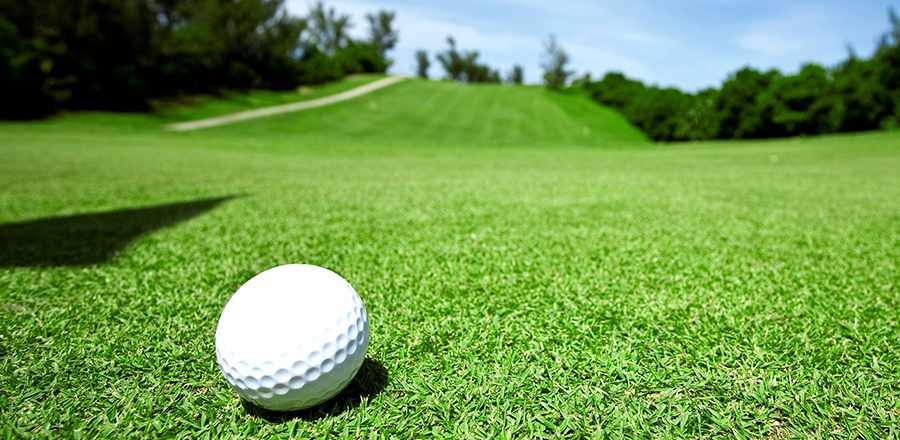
(415, 50, 430, 79)
(0, 0, 158, 110)
(541, 34, 572, 90)
(308, 1, 351, 55)
(757, 64, 844, 136)
(296, 45, 342, 84)
(586, 72, 645, 110)
(0, 18, 57, 118)
(875, 7, 900, 127)
(0, 0, 400, 118)
(833, 56, 889, 131)
(681, 88, 720, 140)
(366, 10, 397, 62)
(507, 64, 524, 84)
(436, 36, 465, 81)
(436, 36, 499, 83)
(149, 0, 309, 92)
(626, 88, 695, 141)
(889, 7, 900, 44)
(335, 42, 388, 75)
(580, 8, 900, 142)
(584, 71, 720, 141)
(714, 67, 779, 138)
(571, 72, 591, 88)
(461, 51, 490, 82)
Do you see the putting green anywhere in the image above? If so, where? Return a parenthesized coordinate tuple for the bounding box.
(1, 78, 898, 438)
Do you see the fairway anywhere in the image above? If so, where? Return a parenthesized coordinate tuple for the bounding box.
(1, 79, 899, 437)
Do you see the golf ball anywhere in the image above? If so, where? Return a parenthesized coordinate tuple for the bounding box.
(215, 264, 369, 411)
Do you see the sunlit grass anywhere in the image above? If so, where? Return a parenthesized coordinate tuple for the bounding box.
(0, 80, 897, 437)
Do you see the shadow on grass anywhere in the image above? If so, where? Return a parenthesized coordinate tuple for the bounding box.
(0, 195, 239, 267)
(242, 357, 389, 422)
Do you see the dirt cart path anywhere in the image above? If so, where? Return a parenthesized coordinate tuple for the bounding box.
(166, 76, 408, 132)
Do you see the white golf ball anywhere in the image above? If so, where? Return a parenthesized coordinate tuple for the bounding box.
(215, 264, 369, 411)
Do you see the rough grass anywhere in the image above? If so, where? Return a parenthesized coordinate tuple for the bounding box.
(0, 78, 898, 438)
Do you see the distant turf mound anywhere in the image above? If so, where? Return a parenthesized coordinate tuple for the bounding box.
(203, 79, 647, 147)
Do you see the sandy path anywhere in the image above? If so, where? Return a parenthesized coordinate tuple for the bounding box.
(166, 76, 407, 132)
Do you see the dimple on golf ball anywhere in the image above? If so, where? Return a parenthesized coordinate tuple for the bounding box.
(215, 264, 369, 411)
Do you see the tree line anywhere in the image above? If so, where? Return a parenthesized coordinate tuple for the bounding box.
(6, 1, 898, 144)
(414, 38, 524, 85)
(581, 10, 900, 142)
(410, 34, 570, 90)
(0, 0, 397, 119)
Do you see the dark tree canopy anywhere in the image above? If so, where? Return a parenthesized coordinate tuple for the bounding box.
(0, 0, 396, 118)
(507, 65, 524, 85)
(415, 50, 431, 79)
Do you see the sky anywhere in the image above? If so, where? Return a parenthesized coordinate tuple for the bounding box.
(285, 0, 900, 91)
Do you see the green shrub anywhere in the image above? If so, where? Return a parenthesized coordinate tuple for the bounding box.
(336, 43, 388, 75)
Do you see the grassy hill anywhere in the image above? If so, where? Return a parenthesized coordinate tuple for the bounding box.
(157, 74, 388, 122)
(187, 80, 647, 147)
(1, 78, 646, 149)
(1, 78, 898, 438)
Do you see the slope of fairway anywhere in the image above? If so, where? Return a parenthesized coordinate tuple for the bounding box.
(5, 79, 646, 149)
(157, 74, 387, 123)
(197, 80, 646, 147)
(0, 75, 387, 135)
(166, 76, 405, 131)
(1, 82, 898, 437)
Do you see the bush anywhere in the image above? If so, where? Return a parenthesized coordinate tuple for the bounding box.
(296, 46, 344, 85)
(336, 42, 389, 75)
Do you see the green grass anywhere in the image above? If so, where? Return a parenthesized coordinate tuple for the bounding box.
(1, 78, 898, 438)
(155, 74, 387, 123)
(11, 74, 386, 134)
(167, 80, 647, 148)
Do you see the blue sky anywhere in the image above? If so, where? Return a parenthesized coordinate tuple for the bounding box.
(286, 0, 900, 90)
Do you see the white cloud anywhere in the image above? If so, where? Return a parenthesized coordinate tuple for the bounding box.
(735, 8, 834, 58)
